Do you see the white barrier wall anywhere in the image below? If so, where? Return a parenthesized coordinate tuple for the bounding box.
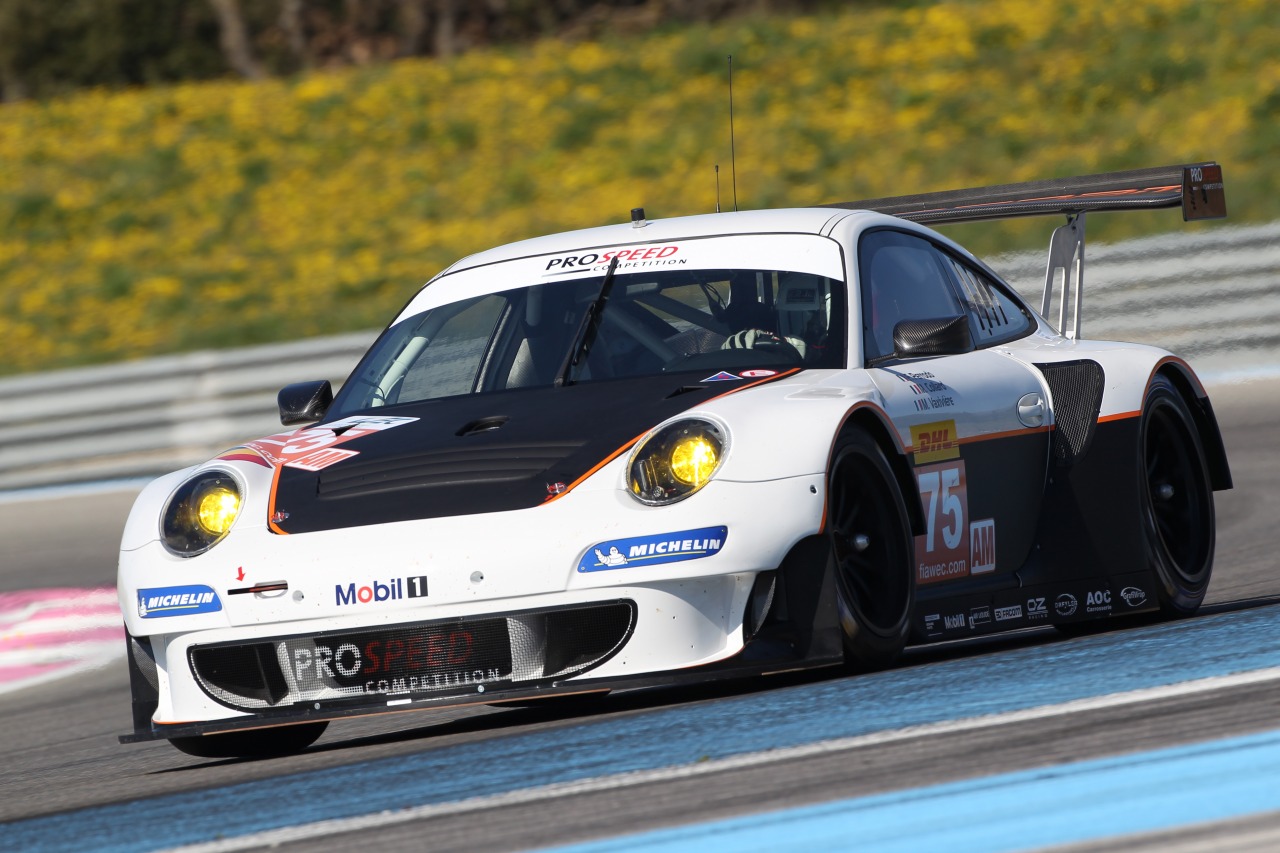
(0, 222, 1277, 490)
(0, 332, 374, 490)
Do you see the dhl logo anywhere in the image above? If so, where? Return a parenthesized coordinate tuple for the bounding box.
(911, 420, 960, 463)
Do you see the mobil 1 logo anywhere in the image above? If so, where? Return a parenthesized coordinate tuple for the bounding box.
(335, 575, 430, 607)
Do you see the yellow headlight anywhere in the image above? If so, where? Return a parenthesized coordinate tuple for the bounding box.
(669, 435, 719, 486)
(627, 418, 727, 506)
(162, 470, 243, 556)
(196, 486, 241, 535)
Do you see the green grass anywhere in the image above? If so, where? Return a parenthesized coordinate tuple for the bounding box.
(0, 0, 1276, 374)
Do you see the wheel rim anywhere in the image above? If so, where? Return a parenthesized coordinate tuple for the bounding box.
(828, 449, 911, 637)
(1143, 399, 1211, 584)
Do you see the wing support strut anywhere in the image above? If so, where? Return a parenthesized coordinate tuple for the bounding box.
(1042, 213, 1086, 340)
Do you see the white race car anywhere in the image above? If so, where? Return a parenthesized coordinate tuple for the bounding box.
(118, 163, 1231, 758)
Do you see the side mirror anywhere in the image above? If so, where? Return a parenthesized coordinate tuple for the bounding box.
(893, 316, 973, 359)
(278, 380, 333, 426)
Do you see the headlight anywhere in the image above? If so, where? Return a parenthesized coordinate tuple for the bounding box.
(627, 418, 727, 505)
(161, 470, 243, 556)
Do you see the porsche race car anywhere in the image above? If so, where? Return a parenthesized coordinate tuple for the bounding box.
(118, 162, 1231, 758)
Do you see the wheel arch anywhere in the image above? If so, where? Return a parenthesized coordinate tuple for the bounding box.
(833, 405, 925, 537)
(1152, 358, 1232, 491)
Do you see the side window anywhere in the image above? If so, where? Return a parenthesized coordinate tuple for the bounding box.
(858, 230, 964, 361)
(944, 257, 1031, 346)
(396, 294, 507, 402)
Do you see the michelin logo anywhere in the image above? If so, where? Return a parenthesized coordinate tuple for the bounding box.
(579, 526, 728, 572)
(137, 584, 222, 618)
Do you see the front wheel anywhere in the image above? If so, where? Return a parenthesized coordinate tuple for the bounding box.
(169, 721, 329, 759)
(1140, 374, 1215, 616)
(826, 431, 915, 670)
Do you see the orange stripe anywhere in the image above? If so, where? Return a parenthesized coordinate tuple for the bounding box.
(956, 423, 1051, 447)
(1097, 410, 1141, 424)
(907, 184, 1181, 217)
(541, 368, 802, 506)
(267, 464, 287, 535)
(1144, 355, 1206, 399)
(541, 427, 648, 505)
(903, 423, 1050, 455)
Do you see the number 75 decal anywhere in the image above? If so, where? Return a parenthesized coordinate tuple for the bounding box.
(914, 460, 997, 583)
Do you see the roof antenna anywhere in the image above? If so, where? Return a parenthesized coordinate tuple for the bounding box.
(728, 55, 739, 211)
(715, 164, 721, 213)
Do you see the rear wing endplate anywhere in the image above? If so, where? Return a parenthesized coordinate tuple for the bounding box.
(823, 162, 1227, 338)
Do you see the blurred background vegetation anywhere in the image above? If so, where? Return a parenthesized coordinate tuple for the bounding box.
(0, 0, 1275, 375)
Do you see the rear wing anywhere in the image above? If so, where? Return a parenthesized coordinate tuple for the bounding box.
(823, 162, 1227, 338)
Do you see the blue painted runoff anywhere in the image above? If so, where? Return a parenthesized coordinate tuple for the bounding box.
(551, 727, 1280, 853)
(7, 605, 1280, 852)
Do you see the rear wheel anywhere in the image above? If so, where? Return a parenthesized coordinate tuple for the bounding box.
(1140, 375, 1214, 616)
(826, 431, 914, 670)
(169, 721, 328, 759)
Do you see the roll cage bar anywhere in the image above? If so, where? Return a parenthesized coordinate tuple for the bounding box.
(822, 162, 1227, 339)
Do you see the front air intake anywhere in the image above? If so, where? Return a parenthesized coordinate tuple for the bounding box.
(189, 601, 635, 712)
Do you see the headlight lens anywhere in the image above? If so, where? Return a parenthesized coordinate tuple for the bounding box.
(161, 471, 243, 556)
(627, 418, 727, 505)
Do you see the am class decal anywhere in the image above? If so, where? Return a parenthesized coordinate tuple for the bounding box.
(579, 526, 728, 572)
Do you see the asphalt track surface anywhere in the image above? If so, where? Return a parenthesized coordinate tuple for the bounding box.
(0, 377, 1278, 851)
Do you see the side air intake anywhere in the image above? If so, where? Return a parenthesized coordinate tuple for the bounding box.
(1036, 360, 1105, 466)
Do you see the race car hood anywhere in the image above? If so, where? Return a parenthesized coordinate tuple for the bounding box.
(266, 371, 794, 534)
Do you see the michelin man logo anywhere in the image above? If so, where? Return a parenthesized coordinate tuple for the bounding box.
(594, 546, 628, 567)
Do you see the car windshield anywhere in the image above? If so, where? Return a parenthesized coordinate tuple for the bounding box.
(330, 237, 847, 417)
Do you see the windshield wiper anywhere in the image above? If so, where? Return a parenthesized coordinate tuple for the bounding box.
(555, 256, 619, 387)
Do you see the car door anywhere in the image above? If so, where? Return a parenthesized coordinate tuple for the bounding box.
(858, 228, 1050, 606)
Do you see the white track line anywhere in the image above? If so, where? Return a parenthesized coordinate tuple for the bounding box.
(161, 665, 1280, 853)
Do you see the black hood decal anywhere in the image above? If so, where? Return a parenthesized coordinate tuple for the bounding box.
(268, 371, 796, 534)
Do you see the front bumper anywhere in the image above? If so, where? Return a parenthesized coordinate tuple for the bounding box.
(119, 474, 831, 741)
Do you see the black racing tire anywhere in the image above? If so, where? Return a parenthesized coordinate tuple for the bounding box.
(826, 430, 915, 670)
(1140, 374, 1215, 616)
(169, 721, 328, 759)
